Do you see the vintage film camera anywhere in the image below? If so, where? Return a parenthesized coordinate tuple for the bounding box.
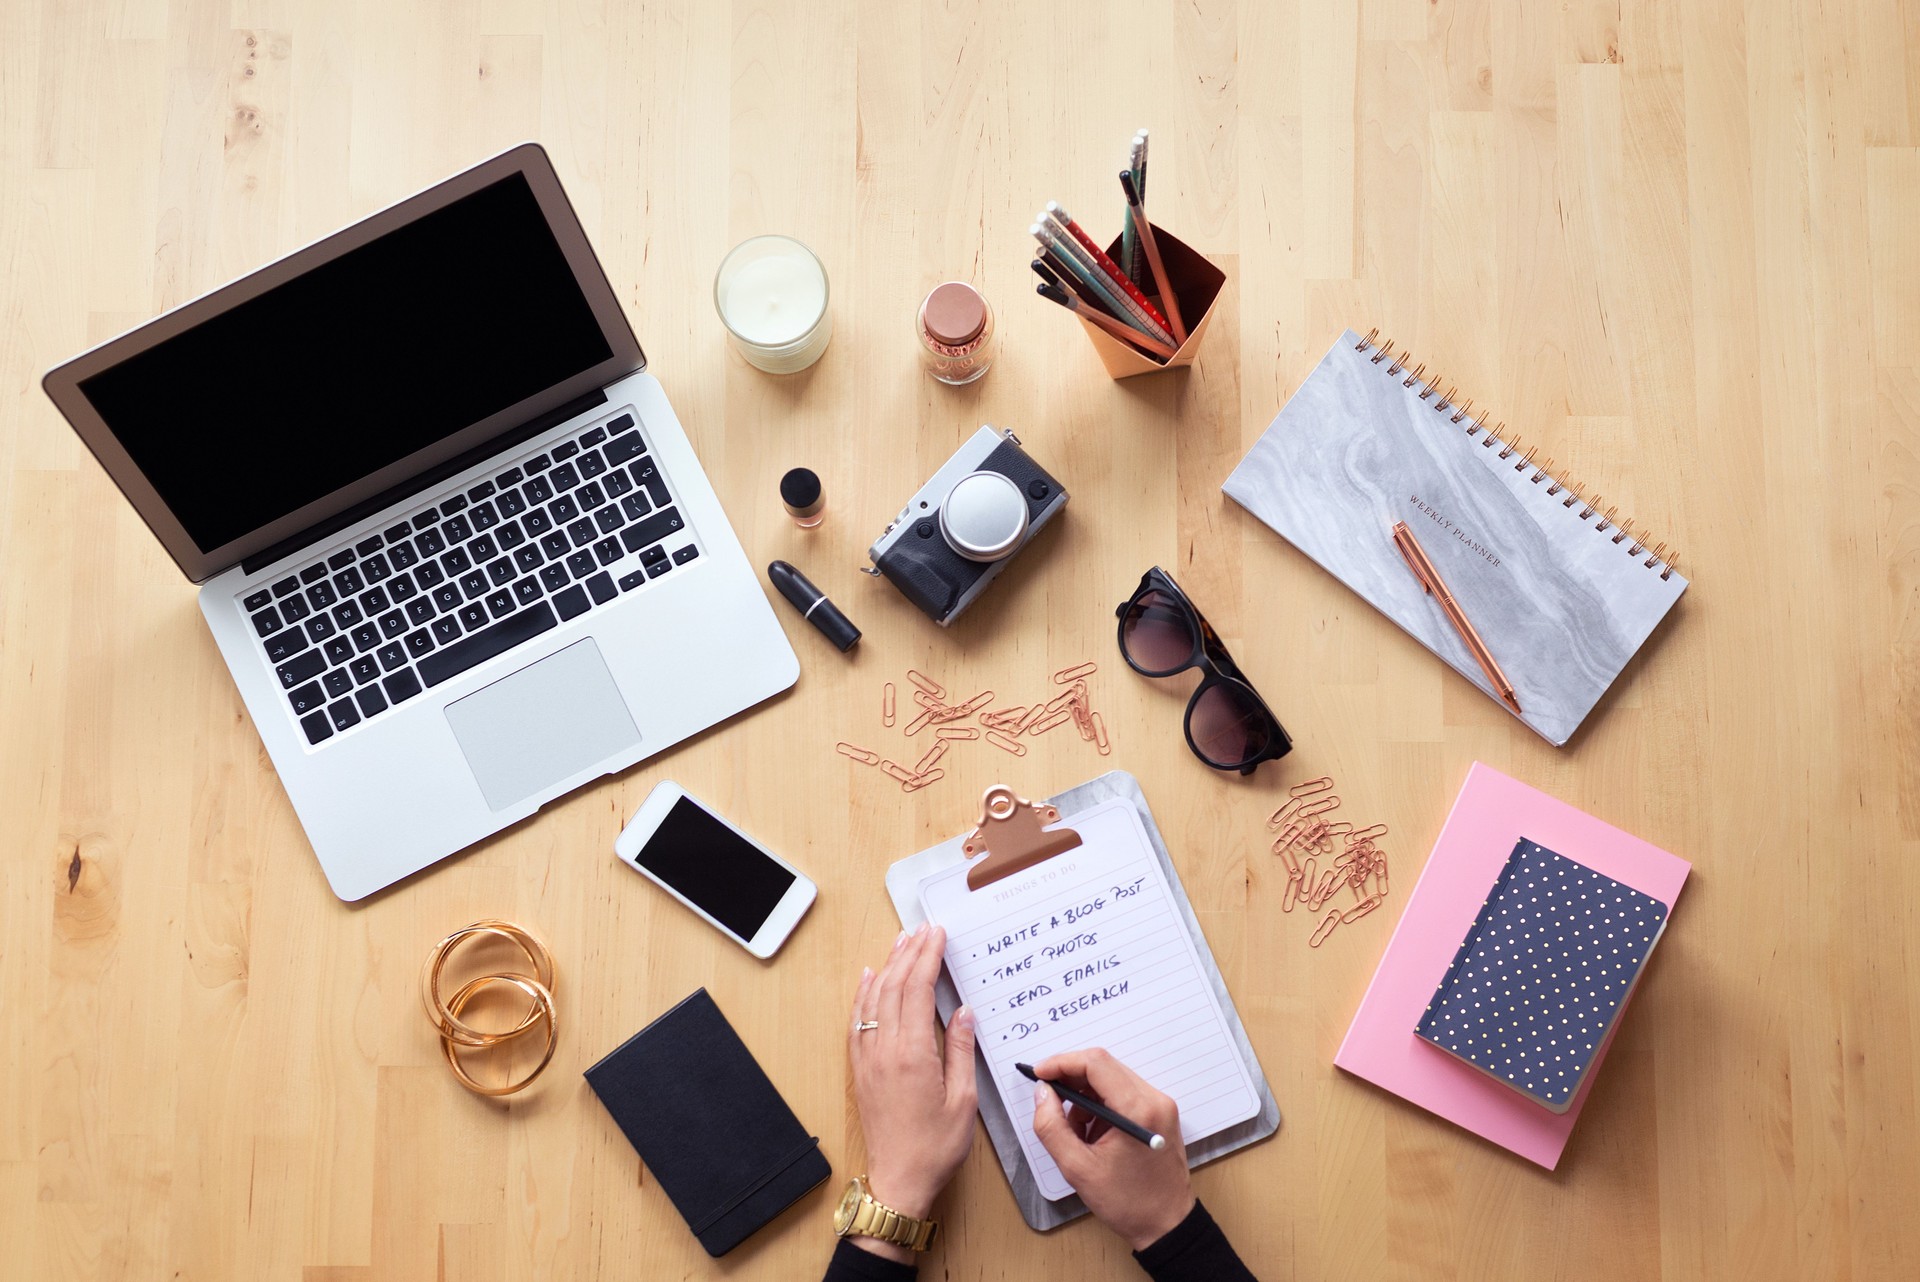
(864, 426, 1068, 625)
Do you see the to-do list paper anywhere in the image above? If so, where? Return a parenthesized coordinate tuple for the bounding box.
(919, 798, 1260, 1201)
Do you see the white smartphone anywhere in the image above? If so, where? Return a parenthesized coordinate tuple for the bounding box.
(614, 782, 817, 958)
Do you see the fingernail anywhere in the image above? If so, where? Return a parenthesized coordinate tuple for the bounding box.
(914, 921, 928, 937)
(1033, 1082, 1049, 1106)
(861, 966, 873, 981)
(955, 1004, 972, 1027)
(894, 930, 908, 950)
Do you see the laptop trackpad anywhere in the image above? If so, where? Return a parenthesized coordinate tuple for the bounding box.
(445, 638, 641, 811)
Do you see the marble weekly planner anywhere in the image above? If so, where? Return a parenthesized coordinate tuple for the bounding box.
(1223, 330, 1687, 746)
(919, 799, 1262, 1202)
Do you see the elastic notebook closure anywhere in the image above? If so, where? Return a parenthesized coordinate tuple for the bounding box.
(1352, 328, 1680, 582)
(687, 1135, 824, 1236)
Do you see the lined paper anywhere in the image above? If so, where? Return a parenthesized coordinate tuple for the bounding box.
(919, 799, 1260, 1201)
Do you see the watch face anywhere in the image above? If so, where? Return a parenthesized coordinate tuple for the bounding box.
(833, 1177, 867, 1234)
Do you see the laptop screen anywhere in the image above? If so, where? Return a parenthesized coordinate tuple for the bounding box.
(75, 172, 614, 554)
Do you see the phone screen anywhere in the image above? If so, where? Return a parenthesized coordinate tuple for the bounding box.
(635, 797, 797, 940)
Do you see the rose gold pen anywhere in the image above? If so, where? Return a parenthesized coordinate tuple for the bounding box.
(1391, 521, 1523, 715)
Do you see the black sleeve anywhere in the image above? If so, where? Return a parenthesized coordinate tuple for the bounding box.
(821, 1239, 918, 1282)
(1133, 1200, 1259, 1282)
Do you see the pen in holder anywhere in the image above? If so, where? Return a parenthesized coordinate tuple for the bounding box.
(1076, 226, 1224, 379)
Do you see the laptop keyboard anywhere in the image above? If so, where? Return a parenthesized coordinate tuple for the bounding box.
(241, 411, 700, 747)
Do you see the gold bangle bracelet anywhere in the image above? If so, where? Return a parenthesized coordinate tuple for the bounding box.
(438, 972, 559, 1097)
(421, 919, 556, 1047)
(420, 919, 558, 1096)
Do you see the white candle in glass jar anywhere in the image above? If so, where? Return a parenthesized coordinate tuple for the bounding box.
(714, 236, 832, 374)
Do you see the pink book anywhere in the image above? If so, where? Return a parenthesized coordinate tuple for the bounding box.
(1334, 762, 1690, 1168)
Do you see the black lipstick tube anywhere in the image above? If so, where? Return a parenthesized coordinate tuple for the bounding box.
(767, 560, 861, 652)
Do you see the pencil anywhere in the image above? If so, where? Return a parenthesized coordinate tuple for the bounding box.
(1034, 281, 1176, 360)
(1126, 130, 1149, 282)
(1016, 1062, 1168, 1151)
(1031, 254, 1075, 295)
(1118, 170, 1186, 345)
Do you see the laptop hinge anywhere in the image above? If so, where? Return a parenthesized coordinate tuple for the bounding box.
(241, 388, 609, 576)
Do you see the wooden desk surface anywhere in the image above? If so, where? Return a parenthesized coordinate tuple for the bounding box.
(4, 2, 1917, 1278)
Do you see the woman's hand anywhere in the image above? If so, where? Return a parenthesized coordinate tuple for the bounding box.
(1029, 1048, 1194, 1252)
(846, 924, 978, 1261)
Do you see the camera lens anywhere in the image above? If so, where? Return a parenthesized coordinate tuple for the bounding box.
(939, 472, 1030, 562)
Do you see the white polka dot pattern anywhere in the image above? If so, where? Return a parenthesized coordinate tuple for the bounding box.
(1414, 837, 1669, 1110)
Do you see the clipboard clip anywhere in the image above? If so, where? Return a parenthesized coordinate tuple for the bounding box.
(961, 785, 1084, 891)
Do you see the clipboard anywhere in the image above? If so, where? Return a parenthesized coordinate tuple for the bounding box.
(885, 770, 1281, 1231)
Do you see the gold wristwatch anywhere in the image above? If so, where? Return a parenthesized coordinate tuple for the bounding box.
(833, 1175, 938, 1252)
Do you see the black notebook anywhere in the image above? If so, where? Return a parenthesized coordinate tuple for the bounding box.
(584, 988, 831, 1256)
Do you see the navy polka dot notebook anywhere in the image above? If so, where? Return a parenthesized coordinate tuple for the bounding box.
(1414, 837, 1670, 1113)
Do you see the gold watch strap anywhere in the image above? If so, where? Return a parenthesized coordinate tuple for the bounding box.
(849, 1195, 938, 1252)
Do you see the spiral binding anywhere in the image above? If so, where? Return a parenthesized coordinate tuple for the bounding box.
(1353, 329, 1680, 580)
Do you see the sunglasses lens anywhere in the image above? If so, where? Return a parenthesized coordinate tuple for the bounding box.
(1122, 589, 1196, 674)
(1190, 682, 1272, 768)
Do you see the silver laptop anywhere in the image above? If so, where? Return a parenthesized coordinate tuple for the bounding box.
(41, 144, 799, 901)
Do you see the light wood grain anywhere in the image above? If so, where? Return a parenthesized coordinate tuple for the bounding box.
(3, 1, 1917, 1278)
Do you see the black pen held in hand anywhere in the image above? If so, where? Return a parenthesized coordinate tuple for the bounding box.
(767, 560, 861, 652)
(1017, 1062, 1168, 1151)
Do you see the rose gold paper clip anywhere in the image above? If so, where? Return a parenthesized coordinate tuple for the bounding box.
(1340, 894, 1385, 924)
(1273, 795, 1342, 838)
(1029, 708, 1074, 735)
(1269, 777, 1335, 828)
(986, 729, 1028, 756)
(1309, 909, 1341, 948)
(1271, 835, 1302, 878)
(952, 690, 995, 717)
